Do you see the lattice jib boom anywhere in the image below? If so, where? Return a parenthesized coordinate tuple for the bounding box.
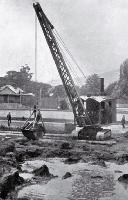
(33, 2, 92, 126)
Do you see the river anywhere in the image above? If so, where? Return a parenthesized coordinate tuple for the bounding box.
(17, 158, 128, 200)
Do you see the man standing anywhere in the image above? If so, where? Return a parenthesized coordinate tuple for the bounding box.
(7, 112, 11, 127)
(121, 115, 125, 128)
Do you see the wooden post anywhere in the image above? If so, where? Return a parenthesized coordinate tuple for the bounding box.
(8, 95, 9, 103)
(20, 94, 22, 104)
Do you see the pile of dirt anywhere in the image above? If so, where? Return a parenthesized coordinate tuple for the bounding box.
(91, 159, 106, 167)
(115, 152, 128, 164)
(60, 142, 72, 150)
(15, 144, 44, 162)
(0, 140, 15, 157)
(0, 171, 24, 199)
(64, 156, 81, 164)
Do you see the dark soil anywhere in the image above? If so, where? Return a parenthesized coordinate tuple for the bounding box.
(0, 132, 128, 199)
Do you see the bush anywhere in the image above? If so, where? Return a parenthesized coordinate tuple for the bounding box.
(59, 100, 68, 110)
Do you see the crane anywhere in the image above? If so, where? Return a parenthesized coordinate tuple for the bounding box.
(33, 2, 111, 140)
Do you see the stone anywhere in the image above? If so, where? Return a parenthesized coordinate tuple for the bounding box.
(33, 165, 51, 177)
(118, 174, 128, 183)
(62, 172, 72, 179)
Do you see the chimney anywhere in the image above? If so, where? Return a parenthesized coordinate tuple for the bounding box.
(100, 78, 104, 95)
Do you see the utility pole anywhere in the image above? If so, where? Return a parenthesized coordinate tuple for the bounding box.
(35, 13, 37, 82)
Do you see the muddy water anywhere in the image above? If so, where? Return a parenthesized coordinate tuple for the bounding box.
(18, 158, 128, 200)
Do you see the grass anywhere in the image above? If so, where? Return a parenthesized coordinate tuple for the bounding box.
(0, 125, 21, 132)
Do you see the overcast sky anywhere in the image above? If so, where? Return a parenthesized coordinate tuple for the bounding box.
(0, 0, 128, 84)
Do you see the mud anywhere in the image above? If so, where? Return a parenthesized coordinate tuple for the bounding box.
(1, 131, 128, 199)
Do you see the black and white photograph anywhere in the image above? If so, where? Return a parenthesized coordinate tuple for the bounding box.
(0, 0, 128, 199)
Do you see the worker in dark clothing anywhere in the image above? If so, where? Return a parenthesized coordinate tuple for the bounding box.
(121, 115, 125, 128)
(33, 105, 37, 119)
(34, 109, 46, 135)
(7, 112, 11, 127)
(36, 109, 42, 123)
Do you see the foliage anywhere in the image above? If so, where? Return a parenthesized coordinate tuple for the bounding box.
(25, 81, 52, 98)
(59, 99, 69, 110)
(110, 59, 128, 98)
(120, 59, 128, 81)
(105, 81, 117, 96)
(80, 74, 101, 96)
(51, 85, 67, 98)
(0, 65, 32, 89)
(0, 65, 52, 100)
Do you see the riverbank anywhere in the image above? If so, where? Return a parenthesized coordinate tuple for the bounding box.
(0, 105, 126, 123)
(1, 125, 128, 199)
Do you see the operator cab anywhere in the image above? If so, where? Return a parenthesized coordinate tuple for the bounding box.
(80, 95, 116, 125)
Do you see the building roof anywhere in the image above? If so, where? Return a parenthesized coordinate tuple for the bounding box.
(0, 85, 24, 95)
(80, 95, 114, 103)
(0, 85, 34, 96)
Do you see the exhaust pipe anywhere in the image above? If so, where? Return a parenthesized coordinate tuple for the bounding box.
(100, 78, 104, 95)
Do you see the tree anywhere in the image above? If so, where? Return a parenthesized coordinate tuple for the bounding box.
(5, 65, 33, 89)
(120, 59, 128, 81)
(52, 85, 67, 98)
(26, 81, 52, 98)
(59, 99, 69, 110)
(19, 65, 33, 82)
(0, 65, 52, 100)
(105, 81, 117, 96)
(112, 59, 128, 98)
(80, 74, 101, 96)
(5, 70, 19, 87)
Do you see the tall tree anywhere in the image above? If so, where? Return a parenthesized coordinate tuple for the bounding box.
(112, 59, 128, 98)
(5, 65, 33, 89)
(80, 74, 101, 96)
(105, 81, 117, 96)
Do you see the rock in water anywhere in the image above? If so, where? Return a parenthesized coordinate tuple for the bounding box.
(118, 174, 128, 183)
(0, 171, 24, 199)
(62, 172, 72, 179)
(33, 164, 51, 177)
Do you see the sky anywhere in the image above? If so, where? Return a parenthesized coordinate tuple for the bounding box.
(0, 0, 128, 85)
